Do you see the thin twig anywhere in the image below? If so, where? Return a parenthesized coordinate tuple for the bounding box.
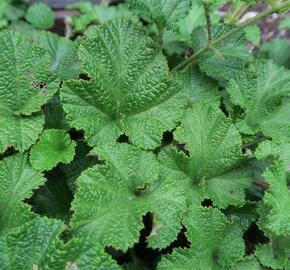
(203, 1, 212, 44)
(172, 1, 290, 71)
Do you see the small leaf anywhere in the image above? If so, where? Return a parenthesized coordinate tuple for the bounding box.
(30, 129, 76, 171)
(0, 154, 46, 234)
(25, 3, 55, 30)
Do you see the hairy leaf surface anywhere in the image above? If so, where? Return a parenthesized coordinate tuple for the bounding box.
(128, 0, 190, 30)
(158, 103, 252, 208)
(30, 129, 76, 171)
(192, 25, 251, 81)
(227, 60, 290, 140)
(61, 18, 185, 150)
(0, 31, 58, 152)
(71, 143, 185, 250)
(157, 205, 245, 269)
(0, 154, 46, 234)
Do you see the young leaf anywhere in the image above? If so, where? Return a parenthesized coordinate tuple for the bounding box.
(192, 25, 251, 81)
(158, 103, 252, 208)
(0, 31, 58, 153)
(71, 143, 185, 251)
(227, 60, 290, 140)
(61, 18, 186, 150)
(157, 205, 245, 269)
(258, 161, 290, 236)
(30, 129, 76, 171)
(128, 0, 190, 30)
(25, 3, 55, 30)
(0, 154, 46, 234)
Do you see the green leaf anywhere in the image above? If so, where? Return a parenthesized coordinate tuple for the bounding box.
(174, 65, 220, 108)
(245, 25, 261, 46)
(25, 3, 55, 30)
(32, 31, 81, 80)
(0, 154, 46, 234)
(227, 60, 290, 140)
(60, 141, 98, 193)
(231, 256, 261, 270)
(258, 161, 290, 236)
(30, 129, 76, 171)
(0, 30, 58, 153)
(30, 168, 73, 221)
(192, 25, 251, 81)
(0, 216, 121, 270)
(71, 143, 185, 250)
(261, 39, 290, 68)
(44, 95, 69, 130)
(157, 205, 245, 269)
(255, 235, 290, 270)
(0, 217, 63, 270)
(279, 16, 290, 30)
(61, 18, 186, 150)
(57, 237, 122, 270)
(158, 103, 252, 208)
(128, 0, 191, 30)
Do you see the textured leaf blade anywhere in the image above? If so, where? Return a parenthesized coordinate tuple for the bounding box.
(0, 154, 46, 234)
(157, 205, 245, 269)
(227, 60, 290, 140)
(61, 18, 185, 150)
(71, 143, 185, 250)
(30, 129, 76, 171)
(158, 103, 252, 208)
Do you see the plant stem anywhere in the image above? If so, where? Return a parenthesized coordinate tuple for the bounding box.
(203, 1, 212, 44)
(173, 1, 290, 71)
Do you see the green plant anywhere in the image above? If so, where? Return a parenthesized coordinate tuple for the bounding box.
(0, 1, 290, 269)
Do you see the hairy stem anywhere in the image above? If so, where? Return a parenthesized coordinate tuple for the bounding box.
(173, 1, 290, 71)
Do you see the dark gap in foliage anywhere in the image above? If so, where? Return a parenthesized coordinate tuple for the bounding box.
(0, 146, 18, 161)
(243, 223, 270, 255)
(117, 133, 129, 143)
(69, 128, 84, 140)
(175, 142, 190, 157)
(201, 199, 213, 207)
(108, 212, 160, 269)
(160, 225, 191, 255)
(79, 73, 91, 81)
(27, 167, 73, 222)
(162, 131, 173, 146)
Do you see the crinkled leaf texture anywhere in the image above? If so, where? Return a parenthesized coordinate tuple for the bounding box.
(258, 161, 290, 236)
(192, 25, 251, 82)
(0, 154, 46, 234)
(71, 143, 185, 251)
(128, 0, 190, 29)
(25, 2, 55, 30)
(158, 103, 252, 208)
(0, 30, 59, 153)
(61, 18, 185, 150)
(32, 31, 81, 80)
(0, 217, 121, 270)
(30, 129, 76, 171)
(157, 205, 245, 270)
(174, 65, 220, 108)
(255, 235, 290, 270)
(227, 60, 290, 140)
